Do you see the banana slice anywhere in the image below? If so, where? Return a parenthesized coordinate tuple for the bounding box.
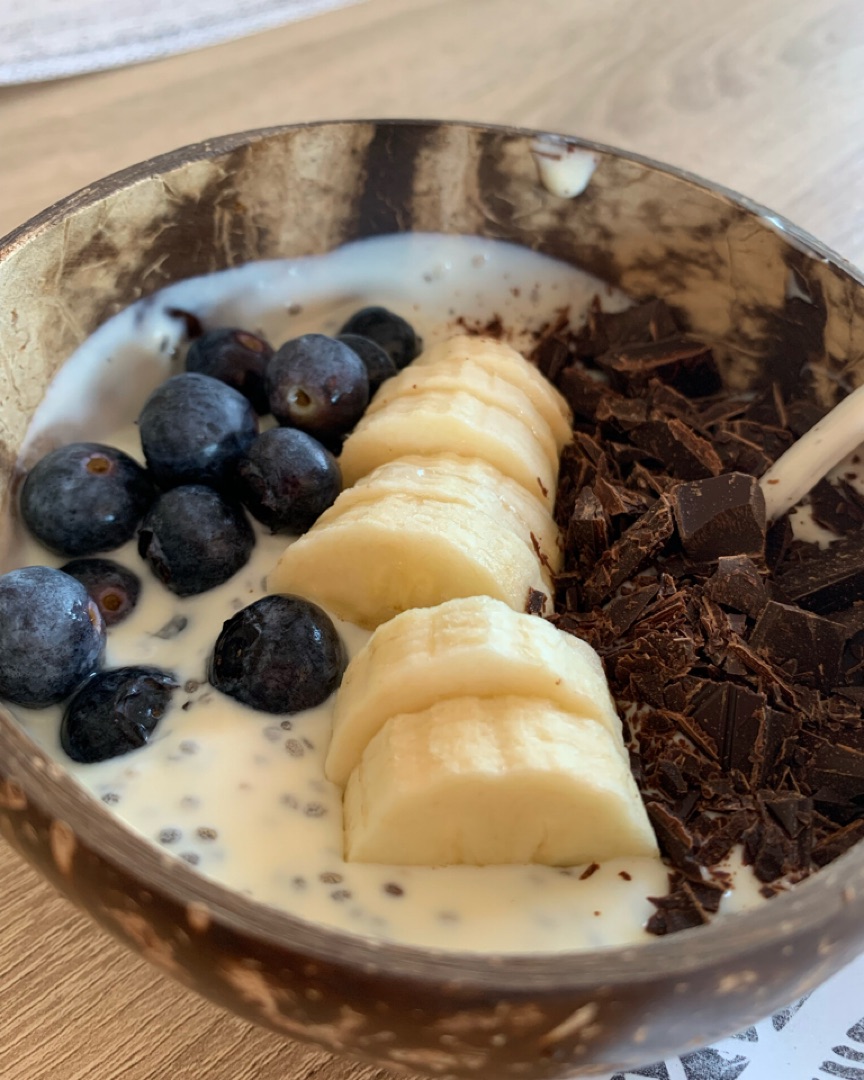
(365, 360, 560, 467)
(338, 389, 556, 509)
(268, 495, 550, 630)
(315, 455, 561, 575)
(414, 335, 572, 449)
(326, 595, 622, 785)
(343, 696, 658, 866)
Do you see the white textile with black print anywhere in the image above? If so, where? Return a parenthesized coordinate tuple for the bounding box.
(602, 952, 864, 1080)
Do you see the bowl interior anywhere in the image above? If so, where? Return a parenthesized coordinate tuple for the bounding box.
(2, 119, 864, 994)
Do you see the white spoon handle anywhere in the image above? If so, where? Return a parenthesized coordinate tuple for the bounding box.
(759, 381, 864, 521)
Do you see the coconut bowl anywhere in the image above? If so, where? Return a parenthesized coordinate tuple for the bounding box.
(2, 119, 864, 1078)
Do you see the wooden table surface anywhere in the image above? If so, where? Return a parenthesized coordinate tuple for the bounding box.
(1, 1, 864, 1076)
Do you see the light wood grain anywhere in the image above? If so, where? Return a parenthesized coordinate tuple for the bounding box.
(1, 0, 864, 1076)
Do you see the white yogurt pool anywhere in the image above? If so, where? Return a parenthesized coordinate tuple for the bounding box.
(3, 233, 769, 952)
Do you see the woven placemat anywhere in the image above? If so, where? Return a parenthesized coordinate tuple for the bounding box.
(0, 0, 364, 84)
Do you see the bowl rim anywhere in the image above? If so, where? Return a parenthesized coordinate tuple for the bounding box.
(2, 117, 864, 992)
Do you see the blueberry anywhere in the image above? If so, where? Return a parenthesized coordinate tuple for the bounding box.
(209, 594, 346, 714)
(339, 306, 421, 369)
(138, 485, 255, 597)
(20, 442, 155, 558)
(185, 328, 273, 414)
(138, 372, 258, 489)
(234, 428, 341, 534)
(267, 334, 369, 443)
(337, 333, 398, 393)
(60, 666, 178, 763)
(0, 566, 105, 708)
(60, 558, 141, 627)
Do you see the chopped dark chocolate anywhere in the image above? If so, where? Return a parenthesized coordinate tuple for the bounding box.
(645, 802, 700, 874)
(670, 472, 766, 563)
(704, 555, 768, 617)
(750, 601, 846, 690)
(806, 741, 864, 803)
(581, 495, 675, 607)
(809, 478, 864, 535)
(597, 336, 722, 397)
(776, 530, 864, 612)
(812, 819, 864, 867)
(593, 299, 680, 351)
(630, 418, 724, 480)
(605, 584, 659, 637)
(691, 682, 767, 775)
(542, 300, 864, 936)
(646, 874, 721, 935)
(564, 487, 609, 575)
(556, 364, 609, 421)
(525, 588, 547, 616)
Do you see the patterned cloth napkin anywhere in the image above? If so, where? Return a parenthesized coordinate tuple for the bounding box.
(604, 950, 864, 1080)
(0, 0, 364, 84)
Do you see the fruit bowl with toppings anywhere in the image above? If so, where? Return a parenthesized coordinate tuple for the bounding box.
(2, 120, 864, 1078)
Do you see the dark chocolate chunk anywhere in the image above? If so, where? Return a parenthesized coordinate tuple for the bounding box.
(582, 495, 675, 606)
(556, 364, 609, 420)
(806, 741, 864, 803)
(605, 584, 659, 637)
(762, 792, 813, 839)
(765, 515, 794, 572)
(704, 555, 768, 617)
(525, 588, 547, 616)
(711, 426, 776, 475)
(696, 809, 755, 866)
(533, 334, 570, 384)
(564, 487, 609, 575)
(596, 299, 680, 350)
(785, 398, 829, 437)
(594, 395, 650, 428)
(597, 336, 722, 397)
(691, 682, 766, 774)
(591, 476, 652, 521)
(776, 531, 864, 613)
(646, 875, 716, 935)
(629, 418, 724, 480)
(670, 472, 766, 563)
(812, 819, 864, 867)
(828, 602, 864, 640)
(809, 478, 864, 535)
(750, 601, 845, 689)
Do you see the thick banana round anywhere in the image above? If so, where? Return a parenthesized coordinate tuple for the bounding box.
(268, 495, 550, 630)
(326, 595, 624, 786)
(414, 335, 572, 449)
(338, 389, 557, 508)
(315, 454, 561, 575)
(365, 360, 560, 468)
(343, 696, 658, 866)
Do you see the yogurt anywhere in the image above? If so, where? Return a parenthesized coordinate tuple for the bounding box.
(2, 233, 768, 953)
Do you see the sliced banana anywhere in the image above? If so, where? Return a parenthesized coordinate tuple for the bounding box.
(326, 595, 622, 786)
(338, 389, 556, 508)
(365, 360, 560, 467)
(343, 696, 658, 867)
(414, 335, 572, 449)
(268, 495, 550, 630)
(315, 455, 561, 575)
